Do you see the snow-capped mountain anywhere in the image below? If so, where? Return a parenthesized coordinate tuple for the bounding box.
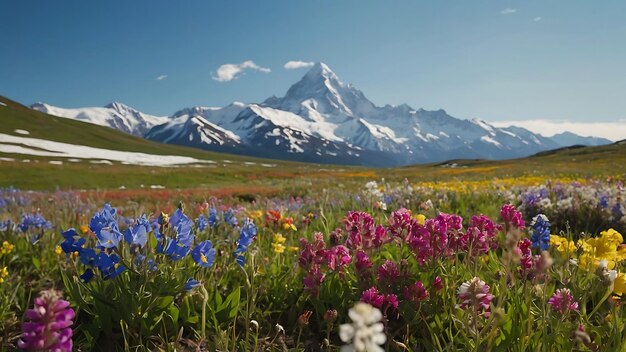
(32, 63, 611, 166)
(31, 102, 167, 136)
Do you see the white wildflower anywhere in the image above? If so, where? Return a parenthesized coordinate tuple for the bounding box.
(339, 302, 386, 352)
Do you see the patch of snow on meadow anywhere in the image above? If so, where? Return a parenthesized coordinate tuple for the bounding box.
(0, 133, 215, 167)
(14, 129, 30, 135)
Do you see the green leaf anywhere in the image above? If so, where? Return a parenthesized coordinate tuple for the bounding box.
(156, 296, 175, 309)
(31, 256, 40, 269)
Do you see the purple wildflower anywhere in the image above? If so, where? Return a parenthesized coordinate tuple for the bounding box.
(457, 277, 494, 317)
(18, 290, 74, 352)
(548, 288, 579, 315)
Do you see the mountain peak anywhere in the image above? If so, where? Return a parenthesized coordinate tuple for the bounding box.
(106, 102, 134, 112)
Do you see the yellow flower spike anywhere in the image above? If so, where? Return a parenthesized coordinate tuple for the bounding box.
(55, 246, 63, 255)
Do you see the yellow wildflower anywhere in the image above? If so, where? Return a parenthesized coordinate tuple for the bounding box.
(414, 214, 426, 226)
(55, 245, 63, 255)
(1, 241, 15, 255)
(550, 235, 576, 254)
(0, 266, 8, 284)
(614, 272, 626, 296)
(272, 233, 287, 254)
(577, 229, 625, 270)
(273, 233, 286, 244)
(80, 225, 90, 234)
(247, 210, 263, 220)
(288, 246, 300, 252)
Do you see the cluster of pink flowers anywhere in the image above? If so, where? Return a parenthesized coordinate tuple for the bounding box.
(298, 207, 511, 316)
(500, 204, 526, 231)
(548, 288, 579, 315)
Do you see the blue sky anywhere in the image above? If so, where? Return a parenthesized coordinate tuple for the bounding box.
(1, 1, 626, 139)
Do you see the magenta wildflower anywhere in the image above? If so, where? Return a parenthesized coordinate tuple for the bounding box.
(377, 260, 400, 285)
(463, 215, 501, 256)
(385, 294, 399, 311)
(500, 204, 525, 230)
(18, 290, 74, 352)
(355, 250, 373, 274)
(548, 288, 579, 315)
(361, 287, 385, 308)
(403, 281, 429, 304)
(324, 245, 352, 273)
(387, 208, 413, 240)
(433, 276, 443, 291)
(457, 277, 494, 317)
(344, 211, 377, 250)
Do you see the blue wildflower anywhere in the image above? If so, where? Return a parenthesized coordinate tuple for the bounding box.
(79, 248, 99, 266)
(233, 219, 257, 267)
(18, 212, 53, 233)
(224, 208, 238, 227)
(96, 225, 123, 249)
(150, 217, 163, 241)
(163, 238, 190, 261)
(123, 215, 150, 247)
(175, 215, 194, 247)
(191, 240, 216, 268)
(184, 278, 200, 292)
(196, 215, 208, 232)
(96, 252, 125, 280)
(89, 203, 117, 234)
(60, 228, 86, 254)
(208, 207, 219, 228)
(0, 219, 14, 232)
(169, 208, 184, 227)
(80, 269, 94, 283)
(530, 214, 551, 251)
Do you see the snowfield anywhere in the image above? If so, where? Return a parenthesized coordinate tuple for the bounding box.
(0, 133, 216, 167)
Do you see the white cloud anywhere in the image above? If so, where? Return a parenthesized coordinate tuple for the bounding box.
(156, 74, 168, 81)
(284, 61, 315, 70)
(212, 60, 271, 82)
(490, 119, 626, 142)
(500, 8, 517, 15)
(533, 17, 542, 22)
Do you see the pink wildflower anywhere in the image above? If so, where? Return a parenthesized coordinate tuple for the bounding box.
(18, 290, 74, 352)
(548, 288, 579, 315)
(457, 277, 494, 317)
(361, 287, 385, 308)
(500, 204, 525, 230)
(403, 281, 429, 304)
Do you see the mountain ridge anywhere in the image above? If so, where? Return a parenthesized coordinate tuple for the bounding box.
(29, 62, 612, 166)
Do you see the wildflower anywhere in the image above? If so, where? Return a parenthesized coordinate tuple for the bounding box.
(18, 212, 53, 233)
(324, 309, 338, 324)
(355, 251, 373, 274)
(597, 259, 618, 286)
(208, 207, 219, 228)
(550, 235, 576, 254)
(464, 214, 500, 256)
(0, 266, 8, 283)
(174, 214, 194, 247)
(578, 229, 626, 269)
(324, 245, 351, 273)
(457, 277, 494, 317)
(377, 260, 400, 286)
(89, 203, 117, 235)
(80, 225, 90, 234)
(282, 217, 297, 231)
(433, 276, 443, 291)
(191, 240, 216, 268)
(195, 215, 208, 232)
(361, 287, 385, 308)
(224, 208, 238, 227)
(414, 214, 426, 226)
(161, 238, 191, 261)
(345, 211, 376, 250)
(272, 233, 286, 254)
(247, 210, 263, 220)
(79, 269, 94, 283)
(1, 240, 14, 255)
(18, 290, 74, 352)
(500, 204, 525, 230)
(613, 272, 626, 296)
(55, 246, 62, 255)
(548, 288, 579, 316)
(403, 281, 429, 304)
(185, 278, 200, 292)
(123, 215, 150, 247)
(530, 214, 550, 251)
(233, 219, 257, 266)
(59, 228, 86, 255)
(297, 310, 312, 327)
(339, 302, 386, 352)
(96, 252, 126, 280)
